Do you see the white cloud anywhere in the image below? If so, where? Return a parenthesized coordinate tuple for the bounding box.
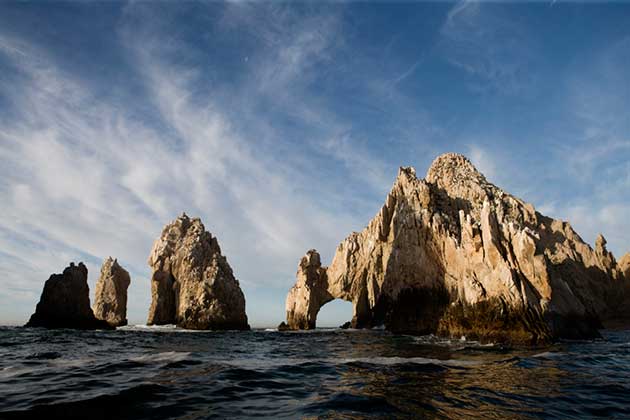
(0, 6, 390, 327)
(467, 144, 497, 181)
(440, 1, 537, 95)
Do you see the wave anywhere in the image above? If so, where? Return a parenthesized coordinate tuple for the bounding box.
(129, 351, 191, 364)
(220, 355, 479, 370)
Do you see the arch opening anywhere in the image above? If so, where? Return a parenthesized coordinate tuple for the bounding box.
(316, 298, 354, 328)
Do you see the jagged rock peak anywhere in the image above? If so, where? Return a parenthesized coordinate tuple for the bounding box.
(426, 153, 486, 184)
(93, 257, 131, 327)
(147, 213, 249, 330)
(285, 249, 331, 330)
(425, 152, 497, 207)
(300, 249, 322, 269)
(26, 262, 112, 330)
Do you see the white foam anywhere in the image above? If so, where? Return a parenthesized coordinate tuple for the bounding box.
(0, 365, 40, 378)
(118, 324, 217, 333)
(130, 351, 191, 363)
(532, 351, 564, 359)
(221, 355, 479, 370)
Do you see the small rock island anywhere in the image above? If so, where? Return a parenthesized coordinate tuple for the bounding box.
(147, 213, 250, 330)
(26, 262, 112, 330)
(93, 257, 131, 327)
(283, 153, 630, 344)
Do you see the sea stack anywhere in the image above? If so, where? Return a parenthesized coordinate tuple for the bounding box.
(283, 153, 630, 344)
(147, 213, 250, 330)
(93, 257, 131, 327)
(26, 262, 112, 329)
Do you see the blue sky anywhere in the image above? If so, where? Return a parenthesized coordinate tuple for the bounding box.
(0, 1, 629, 327)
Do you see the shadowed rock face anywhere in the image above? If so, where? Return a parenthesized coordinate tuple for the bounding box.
(26, 263, 112, 330)
(147, 214, 250, 330)
(284, 153, 630, 344)
(93, 257, 131, 327)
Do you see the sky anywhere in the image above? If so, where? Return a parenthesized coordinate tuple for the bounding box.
(0, 1, 629, 327)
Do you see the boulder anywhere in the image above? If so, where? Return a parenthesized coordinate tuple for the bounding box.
(283, 153, 630, 344)
(26, 262, 112, 329)
(147, 213, 250, 330)
(93, 257, 131, 327)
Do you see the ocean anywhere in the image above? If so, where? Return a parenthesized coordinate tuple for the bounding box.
(1, 326, 629, 419)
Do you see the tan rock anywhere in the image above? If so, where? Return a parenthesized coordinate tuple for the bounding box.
(620, 253, 630, 280)
(26, 262, 112, 330)
(93, 257, 131, 327)
(147, 213, 249, 330)
(283, 153, 630, 344)
(285, 250, 332, 329)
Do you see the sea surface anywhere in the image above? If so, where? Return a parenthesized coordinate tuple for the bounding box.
(1, 326, 630, 419)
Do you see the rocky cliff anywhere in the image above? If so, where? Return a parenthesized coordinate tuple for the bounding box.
(93, 257, 131, 327)
(284, 153, 630, 344)
(26, 262, 112, 329)
(147, 213, 250, 330)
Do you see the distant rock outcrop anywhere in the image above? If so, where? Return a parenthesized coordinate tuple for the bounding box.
(284, 153, 630, 344)
(93, 257, 131, 327)
(147, 213, 250, 330)
(26, 262, 112, 330)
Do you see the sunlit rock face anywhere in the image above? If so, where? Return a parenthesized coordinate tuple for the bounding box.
(26, 262, 112, 330)
(284, 153, 630, 344)
(93, 257, 131, 327)
(620, 253, 630, 281)
(147, 214, 249, 330)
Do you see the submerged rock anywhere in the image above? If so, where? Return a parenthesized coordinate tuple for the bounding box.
(147, 213, 250, 330)
(93, 257, 131, 327)
(284, 153, 630, 344)
(277, 321, 290, 331)
(26, 262, 112, 330)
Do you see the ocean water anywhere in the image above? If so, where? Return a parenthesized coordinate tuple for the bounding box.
(1, 326, 630, 419)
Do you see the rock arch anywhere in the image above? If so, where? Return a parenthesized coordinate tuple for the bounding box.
(285, 250, 371, 329)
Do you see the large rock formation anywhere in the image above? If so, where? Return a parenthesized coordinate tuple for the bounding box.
(93, 257, 131, 327)
(284, 153, 630, 344)
(147, 213, 250, 330)
(26, 262, 112, 329)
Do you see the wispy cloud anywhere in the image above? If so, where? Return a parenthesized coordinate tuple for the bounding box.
(439, 1, 538, 95)
(0, 3, 403, 326)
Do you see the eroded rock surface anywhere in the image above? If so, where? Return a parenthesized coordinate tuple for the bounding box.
(620, 253, 630, 280)
(93, 257, 131, 327)
(26, 262, 112, 329)
(147, 213, 249, 330)
(284, 153, 630, 344)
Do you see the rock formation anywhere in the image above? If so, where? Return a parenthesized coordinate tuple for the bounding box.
(26, 262, 112, 329)
(620, 253, 630, 281)
(147, 213, 249, 330)
(284, 153, 630, 344)
(93, 257, 131, 327)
